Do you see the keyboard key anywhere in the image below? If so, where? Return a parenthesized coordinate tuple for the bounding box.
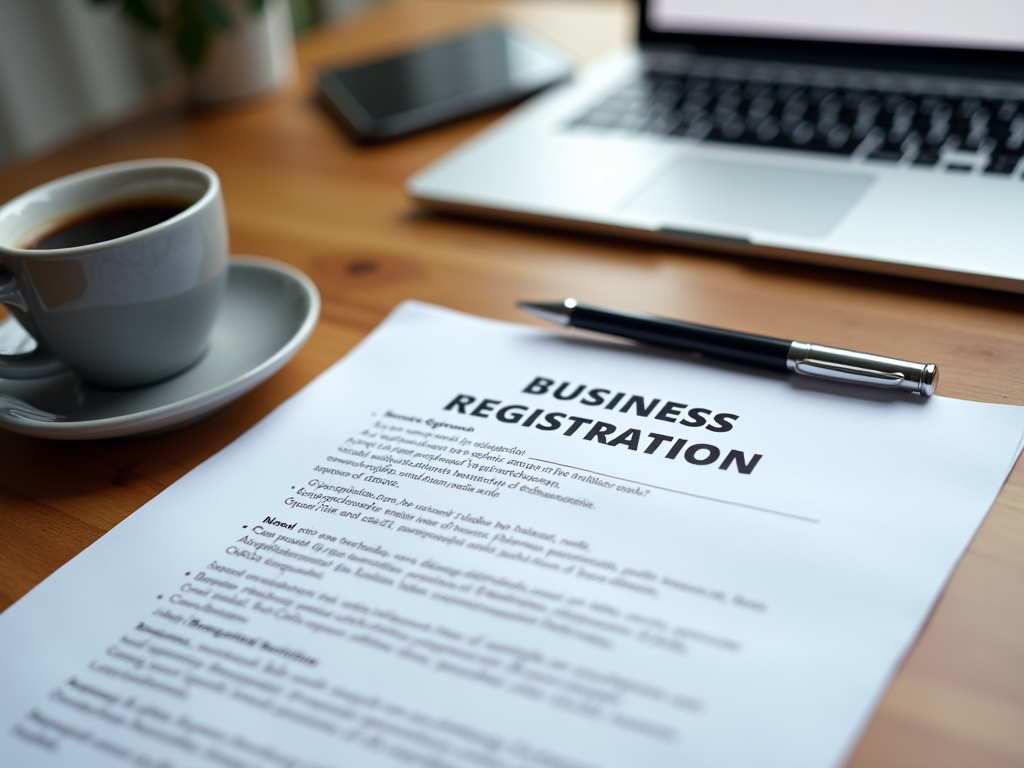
(756, 116, 780, 142)
(826, 124, 854, 150)
(997, 101, 1019, 122)
(790, 121, 815, 145)
(925, 123, 949, 145)
(748, 94, 775, 119)
(985, 154, 1022, 174)
(643, 112, 683, 135)
(964, 132, 988, 150)
(686, 115, 713, 139)
(720, 114, 745, 139)
(1007, 116, 1024, 150)
(930, 103, 953, 123)
(838, 89, 860, 106)
(868, 148, 904, 162)
(958, 98, 982, 118)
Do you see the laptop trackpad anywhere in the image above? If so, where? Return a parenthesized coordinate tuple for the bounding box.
(619, 157, 874, 239)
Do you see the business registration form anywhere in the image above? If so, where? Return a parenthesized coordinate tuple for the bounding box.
(2, 302, 1023, 768)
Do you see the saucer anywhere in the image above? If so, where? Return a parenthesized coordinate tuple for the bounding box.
(0, 256, 319, 439)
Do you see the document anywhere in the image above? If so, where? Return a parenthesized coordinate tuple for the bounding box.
(3, 301, 1023, 768)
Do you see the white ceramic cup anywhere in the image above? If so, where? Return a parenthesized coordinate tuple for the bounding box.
(0, 159, 228, 389)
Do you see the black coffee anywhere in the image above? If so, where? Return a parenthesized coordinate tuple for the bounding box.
(25, 199, 189, 250)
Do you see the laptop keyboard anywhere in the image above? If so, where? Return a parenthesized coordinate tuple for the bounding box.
(570, 67, 1024, 175)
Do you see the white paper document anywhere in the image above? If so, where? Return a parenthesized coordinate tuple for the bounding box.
(3, 302, 1024, 768)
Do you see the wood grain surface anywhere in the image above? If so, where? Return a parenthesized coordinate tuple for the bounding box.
(1, 1, 1023, 766)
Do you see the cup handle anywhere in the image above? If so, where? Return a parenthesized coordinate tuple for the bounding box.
(0, 268, 66, 379)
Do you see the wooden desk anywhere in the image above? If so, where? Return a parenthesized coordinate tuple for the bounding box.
(1, 1, 1022, 765)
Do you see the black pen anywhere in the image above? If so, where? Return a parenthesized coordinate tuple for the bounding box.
(519, 299, 937, 396)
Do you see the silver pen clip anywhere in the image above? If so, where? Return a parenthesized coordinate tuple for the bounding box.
(787, 342, 937, 396)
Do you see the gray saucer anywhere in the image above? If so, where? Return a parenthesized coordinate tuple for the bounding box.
(0, 256, 319, 439)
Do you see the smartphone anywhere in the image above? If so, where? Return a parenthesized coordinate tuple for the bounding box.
(317, 25, 573, 144)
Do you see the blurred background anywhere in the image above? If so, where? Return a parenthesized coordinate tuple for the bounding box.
(0, 0, 381, 168)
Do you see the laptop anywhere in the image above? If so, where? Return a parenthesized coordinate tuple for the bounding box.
(408, 0, 1024, 292)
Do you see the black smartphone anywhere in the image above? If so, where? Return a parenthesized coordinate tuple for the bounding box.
(316, 25, 573, 144)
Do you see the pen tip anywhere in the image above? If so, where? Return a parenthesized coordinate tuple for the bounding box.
(517, 300, 574, 326)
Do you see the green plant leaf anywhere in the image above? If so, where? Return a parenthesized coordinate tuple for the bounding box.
(93, 0, 270, 69)
(200, 0, 233, 30)
(123, 0, 162, 30)
(173, 0, 211, 69)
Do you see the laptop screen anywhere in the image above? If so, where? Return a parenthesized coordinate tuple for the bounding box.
(640, 0, 1024, 78)
(647, 1, 1024, 52)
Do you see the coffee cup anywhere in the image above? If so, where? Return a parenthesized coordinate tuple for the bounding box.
(0, 159, 228, 389)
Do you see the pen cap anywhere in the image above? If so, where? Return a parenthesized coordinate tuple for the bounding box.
(787, 342, 938, 396)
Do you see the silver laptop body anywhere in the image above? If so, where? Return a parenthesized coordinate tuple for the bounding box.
(409, 1, 1024, 292)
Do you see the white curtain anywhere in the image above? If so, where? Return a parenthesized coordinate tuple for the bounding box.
(0, 0, 172, 167)
(0, 0, 382, 167)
